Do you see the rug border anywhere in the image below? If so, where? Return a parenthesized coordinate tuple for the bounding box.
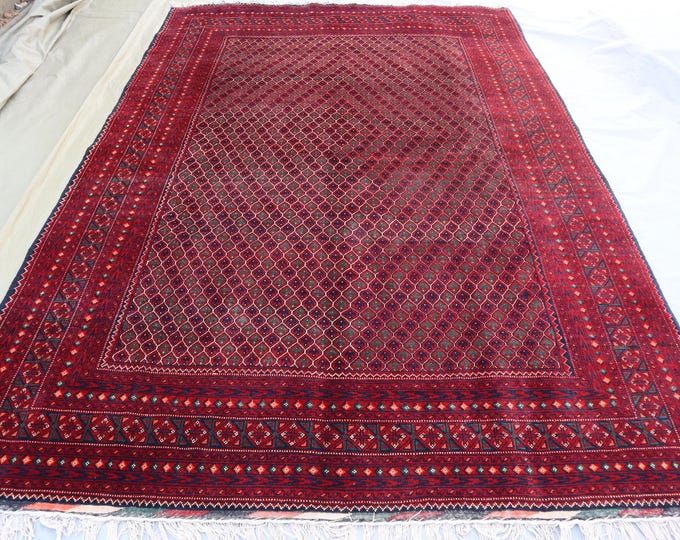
(0, 10, 172, 319)
(0, 3, 678, 512)
(1, 488, 680, 512)
(501, 7, 680, 336)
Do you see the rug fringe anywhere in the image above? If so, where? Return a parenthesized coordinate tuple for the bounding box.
(169, 1, 506, 8)
(1, 510, 679, 540)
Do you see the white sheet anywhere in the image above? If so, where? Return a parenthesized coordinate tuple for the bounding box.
(0, 0, 88, 109)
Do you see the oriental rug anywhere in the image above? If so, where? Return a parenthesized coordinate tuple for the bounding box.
(0, 4, 679, 511)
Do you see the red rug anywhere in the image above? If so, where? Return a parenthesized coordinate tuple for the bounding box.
(0, 4, 679, 510)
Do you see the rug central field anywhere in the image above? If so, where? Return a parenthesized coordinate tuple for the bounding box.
(0, 4, 679, 510)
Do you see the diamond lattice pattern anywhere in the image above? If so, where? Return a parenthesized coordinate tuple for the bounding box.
(108, 35, 565, 376)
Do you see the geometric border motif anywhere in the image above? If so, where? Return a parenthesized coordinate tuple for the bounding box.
(0, 5, 678, 510)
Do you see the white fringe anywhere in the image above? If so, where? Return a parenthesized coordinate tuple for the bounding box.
(1, 1, 677, 539)
(169, 1, 507, 8)
(1, 510, 680, 540)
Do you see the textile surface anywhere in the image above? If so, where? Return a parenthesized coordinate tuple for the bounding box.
(2, 499, 680, 540)
(0, 4, 678, 510)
